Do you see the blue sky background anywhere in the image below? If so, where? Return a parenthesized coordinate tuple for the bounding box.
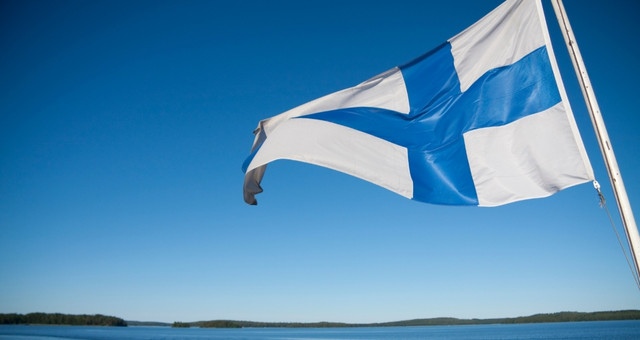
(1, 0, 639, 324)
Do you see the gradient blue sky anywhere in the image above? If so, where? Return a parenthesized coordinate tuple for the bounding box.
(1, 0, 639, 324)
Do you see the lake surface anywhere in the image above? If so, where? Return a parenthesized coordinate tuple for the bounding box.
(1, 320, 640, 339)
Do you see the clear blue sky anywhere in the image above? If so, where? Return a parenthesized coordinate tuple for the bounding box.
(1, 0, 639, 324)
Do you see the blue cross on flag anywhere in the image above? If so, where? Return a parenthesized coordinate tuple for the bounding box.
(242, 0, 593, 206)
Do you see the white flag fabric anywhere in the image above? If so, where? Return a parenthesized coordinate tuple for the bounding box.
(242, 0, 593, 206)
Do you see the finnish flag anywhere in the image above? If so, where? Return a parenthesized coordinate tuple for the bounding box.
(243, 0, 593, 206)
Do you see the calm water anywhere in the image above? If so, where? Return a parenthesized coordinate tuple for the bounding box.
(1, 320, 640, 340)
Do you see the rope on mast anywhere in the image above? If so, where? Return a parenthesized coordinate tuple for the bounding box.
(594, 181, 640, 290)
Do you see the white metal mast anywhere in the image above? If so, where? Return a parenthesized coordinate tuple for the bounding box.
(551, 0, 640, 284)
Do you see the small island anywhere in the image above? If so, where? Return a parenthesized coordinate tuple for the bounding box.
(171, 321, 191, 328)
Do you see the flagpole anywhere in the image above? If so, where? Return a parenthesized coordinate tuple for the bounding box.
(551, 0, 640, 284)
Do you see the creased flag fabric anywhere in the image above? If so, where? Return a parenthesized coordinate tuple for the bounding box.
(242, 0, 594, 206)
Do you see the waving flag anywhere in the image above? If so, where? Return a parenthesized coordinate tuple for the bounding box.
(242, 0, 593, 206)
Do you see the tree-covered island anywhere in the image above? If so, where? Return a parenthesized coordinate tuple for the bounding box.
(0, 313, 127, 326)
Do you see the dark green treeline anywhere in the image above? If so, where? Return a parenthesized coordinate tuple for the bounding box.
(0, 313, 127, 326)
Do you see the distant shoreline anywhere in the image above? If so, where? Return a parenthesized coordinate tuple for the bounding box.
(137, 310, 640, 328)
(2, 311, 639, 328)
